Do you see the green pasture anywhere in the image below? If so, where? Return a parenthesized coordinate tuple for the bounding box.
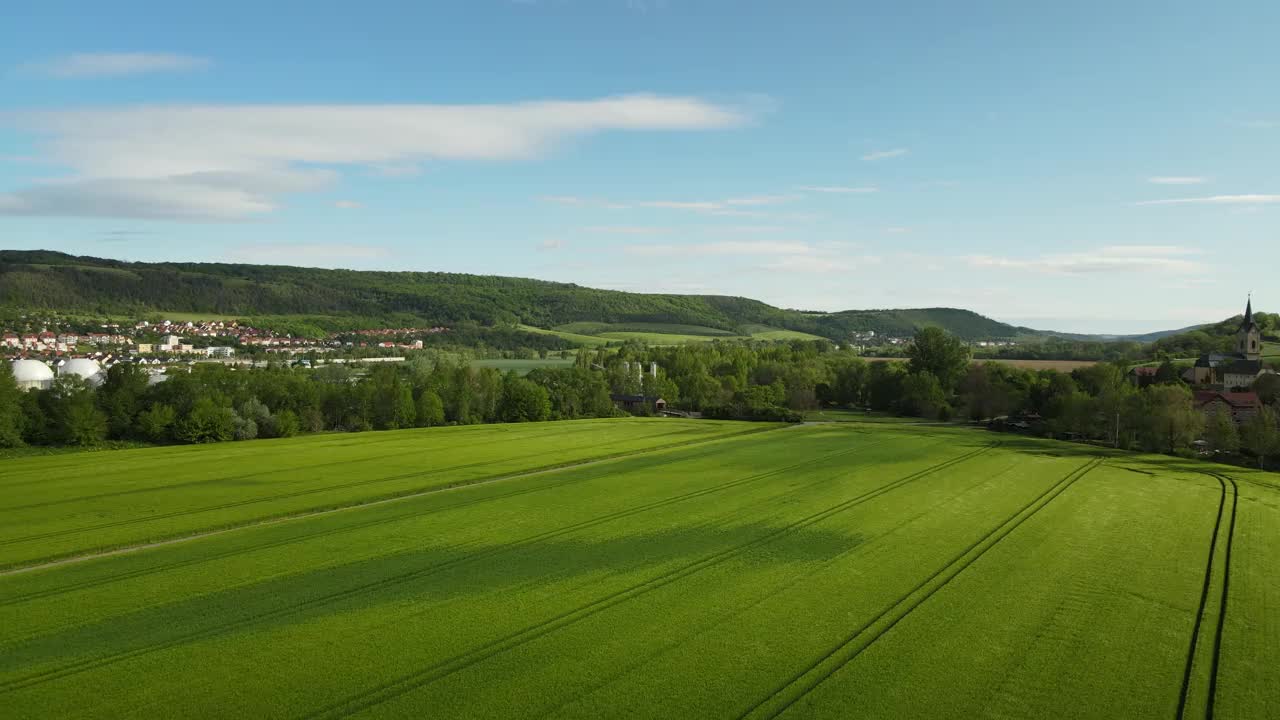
(1, 420, 1276, 719)
(469, 357, 577, 374)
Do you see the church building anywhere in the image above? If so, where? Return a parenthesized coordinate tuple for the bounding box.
(1192, 298, 1266, 389)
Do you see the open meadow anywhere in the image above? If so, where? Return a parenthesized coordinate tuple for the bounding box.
(2, 419, 1278, 719)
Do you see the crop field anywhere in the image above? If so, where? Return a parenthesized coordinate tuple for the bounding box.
(2, 420, 1278, 719)
(870, 357, 1100, 372)
(469, 357, 577, 374)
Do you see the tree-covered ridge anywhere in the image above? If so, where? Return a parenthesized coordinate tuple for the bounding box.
(1150, 310, 1279, 358)
(0, 250, 1031, 341)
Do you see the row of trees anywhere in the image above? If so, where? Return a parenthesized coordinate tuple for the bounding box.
(5, 329, 1280, 469)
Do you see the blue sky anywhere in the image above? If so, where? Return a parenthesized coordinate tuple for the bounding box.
(1, 0, 1277, 333)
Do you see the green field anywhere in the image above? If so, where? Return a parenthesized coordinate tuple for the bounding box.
(543, 321, 827, 346)
(469, 357, 577, 374)
(2, 420, 1277, 718)
(1263, 342, 1279, 358)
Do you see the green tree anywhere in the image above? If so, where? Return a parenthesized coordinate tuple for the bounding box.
(907, 327, 971, 391)
(1253, 373, 1280, 407)
(0, 363, 25, 448)
(1153, 359, 1181, 385)
(264, 409, 300, 438)
(897, 371, 948, 418)
(176, 398, 237, 443)
(136, 403, 177, 442)
(1203, 407, 1240, 454)
(1138, 385, 1204, 455)
(414, 389, 446, 427)
(97, 363, 150, 439)
(499, 375, 551, 422)
(1240, 406, 1280, 469)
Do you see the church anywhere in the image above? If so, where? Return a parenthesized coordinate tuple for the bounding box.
(1191, 298, 1267, 390)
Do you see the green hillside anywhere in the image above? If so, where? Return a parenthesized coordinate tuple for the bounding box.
(1, 250, 1030, 341)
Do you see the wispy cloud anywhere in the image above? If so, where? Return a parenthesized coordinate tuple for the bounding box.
(762, 255, 857, 274)
(1135, 194, 1280, 206)
(625, 240, 815, 257)
(862, 148, 908, 161)
(537, 239, 566, 251)
(0, 94, 744, 221)
(967, 245, 1203, 274)
(583, 225, 670, 235)
(25, 52, 210, 78)
(333, 200, 362, 209)
(1147, 176, 1206, 185)
(797, 185, 878, 194)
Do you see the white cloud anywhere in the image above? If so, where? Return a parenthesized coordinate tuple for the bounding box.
(885, 226, 910, 234)
(966, 245, 1204, 274)
(27, 53, 210, 78)
(723, 194, 798, 206)
(862, 148, 908, 161)
(584, 226, 670, 235)
(1147, 176, 1206, 185)
(333, 200, 362, 209)
(0, 94, 744, 220)
(625, 240, 815, 257)
(762, 255, 856, 274)
(538, 239, 565, 251)
(638, 200, 723, 211)
(1135, 194, 1280, 206)
(797, 185, 878, 194)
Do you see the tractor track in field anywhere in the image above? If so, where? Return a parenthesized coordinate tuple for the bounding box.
(0, 433, 913, 693)
(1176, 472, 1238, 720)
(1, 421, 633, 513)
(0, 425, 776, 575)
(0, 425, 715, 548)
(735, 456, 1104, 720)
(0, 420, 625, 494)
(0, 426, 798, 603)
(527, 458, 1037, 720)
(294, 443, 1001, 720)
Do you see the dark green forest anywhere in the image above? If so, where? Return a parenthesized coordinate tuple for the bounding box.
(1, 250, 1034, 341)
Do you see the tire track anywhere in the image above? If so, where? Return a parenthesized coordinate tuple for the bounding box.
(0, 434, 900, 693)
(736, 456, 1103, 720)
(0, 425, 780, 576)
(0, 426, 783, 600)
(1176, 473, 1230, 720)
(0, 425, 755, 555)
(1, 421, 624, 513)
(528, 459, 1034, 720)
(1205, 473, 1238, 720)
(295, 443, 1001, 720)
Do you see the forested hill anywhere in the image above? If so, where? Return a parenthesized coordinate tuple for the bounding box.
(1, 250, 1031, 340)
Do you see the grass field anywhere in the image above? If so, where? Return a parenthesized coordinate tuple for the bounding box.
(469, 357, 577, 374)
(539, 322, 827, 346)
(2, 420, 1277, 719)
(870, 357, 1100, 372)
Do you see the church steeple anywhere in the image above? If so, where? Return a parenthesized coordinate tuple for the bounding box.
(1237, 295, 1261, 361)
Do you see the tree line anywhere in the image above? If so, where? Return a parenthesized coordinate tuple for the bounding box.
(4, 329, 1279, 469)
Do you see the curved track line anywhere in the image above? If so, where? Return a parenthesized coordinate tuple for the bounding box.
(0, 425, 778, 576)
(1205, 473, 1238, 720)
(0, 434, 893, 693)
(737, 457, 1102, 720)
(1176, 473, 1229, 720)
(295, 444, 1001, 720)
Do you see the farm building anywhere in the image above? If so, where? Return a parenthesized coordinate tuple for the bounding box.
(610, 394, 667, 414)
(1194, 390, 1262, 424)
(9, 359, 54, 391)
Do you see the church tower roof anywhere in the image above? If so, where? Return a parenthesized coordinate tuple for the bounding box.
(1240, 297, 1256, 331)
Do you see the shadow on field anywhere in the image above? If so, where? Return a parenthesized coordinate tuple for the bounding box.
(2, 523, 865, 676)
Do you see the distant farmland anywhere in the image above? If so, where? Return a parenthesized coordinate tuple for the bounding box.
(1, 420, 1276, 718)
(868, 357, 1099, 372)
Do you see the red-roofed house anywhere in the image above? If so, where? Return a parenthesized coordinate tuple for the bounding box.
(1195, 390, 1262, 424)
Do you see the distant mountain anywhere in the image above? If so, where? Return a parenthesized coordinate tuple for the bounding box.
(0, 250, 1092, 343)
(1033, 325, 1205, 343)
